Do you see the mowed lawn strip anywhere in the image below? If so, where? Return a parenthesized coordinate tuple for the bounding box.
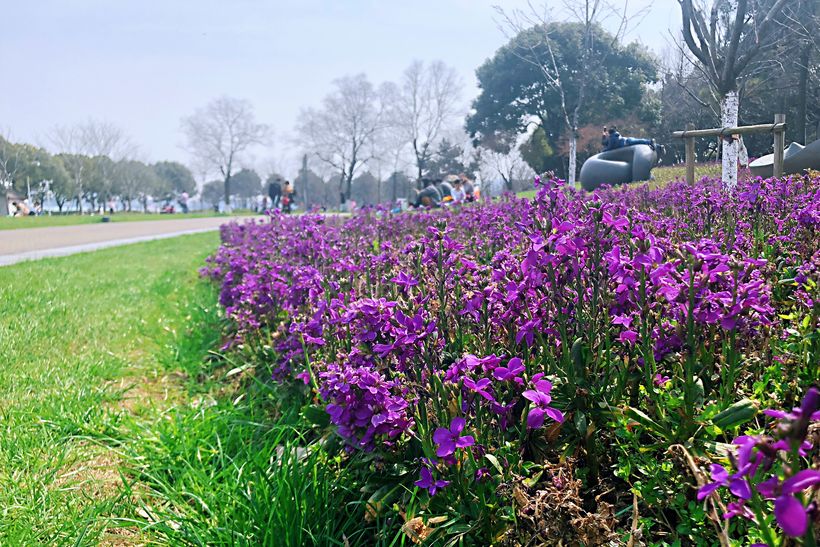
(0, 232, 219, 544)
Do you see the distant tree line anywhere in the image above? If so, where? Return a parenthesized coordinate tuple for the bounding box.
(1, 121, 195, 213)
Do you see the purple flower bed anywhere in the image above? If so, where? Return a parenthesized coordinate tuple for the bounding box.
(203, 174, 819, 544)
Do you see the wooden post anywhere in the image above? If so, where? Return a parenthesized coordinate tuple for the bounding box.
(685, 123, 696, 185)
(772, 113, 785, 178)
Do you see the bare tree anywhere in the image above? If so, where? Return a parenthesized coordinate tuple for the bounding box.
(181, 96, 269, 210)
(49, 120, 135, 213)
(389, 60, 462, 188)
(494, 1, 643, 189)
(479, 143, 535, 194)
(677, 0, 791, 187)
(295, 74, 386, 202)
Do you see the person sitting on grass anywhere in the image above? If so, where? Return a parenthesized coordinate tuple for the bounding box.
(451, 180, 466, 204)
(602, 126, 655, 151)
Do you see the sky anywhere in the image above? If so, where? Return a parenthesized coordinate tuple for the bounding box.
(0, 0, 682, 179)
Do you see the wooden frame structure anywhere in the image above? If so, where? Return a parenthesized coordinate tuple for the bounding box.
(672, 114, 786, 185)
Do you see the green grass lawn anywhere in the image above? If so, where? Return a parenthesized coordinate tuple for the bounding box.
(0, 210, 255, 231)
(0, 232, 219, 544)
(517, 163, 724, 199)
(0, 230, 375, 545)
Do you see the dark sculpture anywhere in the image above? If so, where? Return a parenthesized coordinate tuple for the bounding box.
(749, 138, 820, 178)
(579, 144, 658, 191)
(414, 185, 443, 207)
(412, 180, 459, 208)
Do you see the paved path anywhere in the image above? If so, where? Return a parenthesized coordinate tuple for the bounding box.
(0, 216, 259, 267)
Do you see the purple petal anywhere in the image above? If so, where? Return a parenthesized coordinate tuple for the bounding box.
(710, 464, 729, 483)
(543, 406, 565, 424)
(781, 469, 820, 495)
(728, 477, 752, 500)
(522, 390, 540, 403)
(455, 435, 475, 448)
(432, 428, 450, 445)
(697, 481, 721, 501)
(799, 387, 819, 418)
(763, 409, 790, 419)
(415, 468, 432, 489)
(533, 379, 553, 394)
(756, 475, 779, 499)
(774, 494, 808, 537)
(450, 417, 465, 434)
(435, 440, 456, 458)
(526, 407, 546, 429)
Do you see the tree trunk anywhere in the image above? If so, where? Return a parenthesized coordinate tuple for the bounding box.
(720, 90, 739, 188)
(223, 175, 232, 213)
(795, 44, 810, 144)
(567, 131, 578, 189)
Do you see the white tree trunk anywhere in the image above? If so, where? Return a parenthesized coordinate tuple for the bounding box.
(721, 90, 739, 188)
(568, 133, 577, 188)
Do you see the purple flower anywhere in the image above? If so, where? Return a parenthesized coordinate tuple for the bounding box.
(723, 500, 755, 520)
(769, 470, 820, 537)
(475, 467, 490, 482)
(653, 374, 670, 387)
(697, 464, 752, 501)
(493, 357, 525, 382)
(763, 387, 820, 423)
(432, 417, 475, 457)
(463, 377, 496, 402)
(390, 271, 419, 289)
(618, 330, 638, 345)
(522, 375, 564, 429)
(414, 467, 450, 495)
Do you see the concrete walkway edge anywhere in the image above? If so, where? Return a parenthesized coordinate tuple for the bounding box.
(0, 227, 220, 267)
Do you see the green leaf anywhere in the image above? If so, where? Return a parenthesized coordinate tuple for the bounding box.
(301, 404, 330, 428)
(574, 411, 588, 434)
(484, 453, 504, 475)
(710, 398, 758, 430)
(624, 406, 672, 439)
(522, 470, 543, 488)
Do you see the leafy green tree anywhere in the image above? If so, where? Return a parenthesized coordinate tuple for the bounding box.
(518, 127, 555, 175)
(231, 168, 262, 198)
(153, 161, 196, 195)
(387, 171, 413, 202)
(424, 139, 478, 180)
(115, 160, 158, 211)
(467, 21, 657, 182)
(0, 137, 23, 190)
(0, 141, 72, 211)
(351, 171, 379, 205)
(201, 180, 224, 209)
(230, 168, 261, 209)
(86, 155, 116, 210)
